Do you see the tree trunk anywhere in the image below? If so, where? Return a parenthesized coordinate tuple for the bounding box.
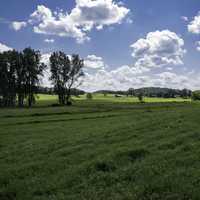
(66, 89, 72, 106)
(28, 95, 32, 107)
(18, 94, 24, 107)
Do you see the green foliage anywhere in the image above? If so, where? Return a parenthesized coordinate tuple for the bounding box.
(138, 93, 144, 103)
(50, 52, 84, 105)
(192, 91, 200, 101)
(0, 48, 46, 107)
(23, 48, 46, 107)
(86, 93, 93, 100)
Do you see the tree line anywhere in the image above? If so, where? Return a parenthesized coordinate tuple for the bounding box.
(95, 87, 192, 99)
(0, 48, 84, 107)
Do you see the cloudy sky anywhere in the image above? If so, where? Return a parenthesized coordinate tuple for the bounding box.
(1, 0, 200, 91)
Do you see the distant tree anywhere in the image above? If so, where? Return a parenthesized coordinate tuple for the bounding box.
(50, 52, 84, 105)
(128, 88, 135, 97)
(181, 89, 192, 98)
(86, 93, 93, 100)
(138, 93, 144, 103)
(192, 91, 200, 101)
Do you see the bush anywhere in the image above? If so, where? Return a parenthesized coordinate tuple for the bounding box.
(86, 93, 93, 100)
(192, 91, 200, 101)
(67, 101, 72, 106)
(138, 93, 144, 103)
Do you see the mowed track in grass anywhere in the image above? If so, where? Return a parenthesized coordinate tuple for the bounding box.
(0, 99, 200, 200)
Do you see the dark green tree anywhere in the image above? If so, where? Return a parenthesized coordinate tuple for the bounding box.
(128, 88, 135, 97)
(0, 50, 17, 107)
(23, 48, 46, 107)
(0, 48, 46, 108)
(0, 52, 9, 106)
(86, 93, 93, 100)
(138, 93, 144, 103)
(50, 52, 84, 105)
(192, 91, 200, 101)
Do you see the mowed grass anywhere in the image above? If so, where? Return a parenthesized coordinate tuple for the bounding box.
(0, 97, 200, 200)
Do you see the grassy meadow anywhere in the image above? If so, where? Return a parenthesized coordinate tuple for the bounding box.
(1, 94, 200, 200)
(36, 93, 191, 105)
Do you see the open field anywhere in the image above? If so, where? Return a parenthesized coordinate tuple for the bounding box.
(36, 93, 191, 105)
(1, 98, 200, 200)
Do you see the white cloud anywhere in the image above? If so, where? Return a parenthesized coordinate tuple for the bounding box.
(44, 38, 55, 43)
(81, 64, 152, 92)
(166, 67, 173, 71)
(39, 51, 200, 92)
(130, 30, 186, 69)
(0, 43, 12, 52)
(188, 11, 200, 34)
(157, 72, 188, 86)
(26, 1, 130, 43)
(84, 55, 106, 69)
(71, 0, 130, 28)
(126, 17, 133, 24)
(196, 41, 200, 51)
(29, 5, 90, 43)
(181, 16, 188, 22)
(40, 53, 52, 87)
(11, 21, 27, 31)
(80, 67, 199, 92)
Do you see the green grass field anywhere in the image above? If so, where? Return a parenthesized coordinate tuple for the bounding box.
(1, 95, 199, 200)
(37, 93, 191, 104)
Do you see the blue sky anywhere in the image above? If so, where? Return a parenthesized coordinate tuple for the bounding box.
(1, 0, 200, 91)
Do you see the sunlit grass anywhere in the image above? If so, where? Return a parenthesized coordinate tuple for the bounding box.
(36, 93, 191, 105)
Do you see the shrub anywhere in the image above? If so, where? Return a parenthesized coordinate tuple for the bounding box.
(192, 91, 200, 101)
(86, 93, 93, 100)
(138, 93, 144, 103)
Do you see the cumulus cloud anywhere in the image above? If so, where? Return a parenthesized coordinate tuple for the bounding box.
(71, 0, 130, 28)
(188, 11, 200, 34)
(84, 55, 106, 69)
(81, 64, 154, 92)
(40, 53, 52, 87)
(80, 67, 198, 92)
(23, 1, 130, 43)
(39, 51, 200, 91)
(11, 21, 27, 31)
(181, 16, 188, 22)
(156, 72, 188, 87)
(130, 30, 186, 69)
(196, 41, 200, 51)
(44, 38, 55, 43)
(0, 43, 12, 52)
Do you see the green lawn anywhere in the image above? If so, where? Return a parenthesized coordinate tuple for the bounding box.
(0, 98, 199, 200)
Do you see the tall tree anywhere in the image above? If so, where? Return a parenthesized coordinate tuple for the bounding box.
(0, 51, 17, 107)
(50, 52, 84, 105)
(23, 48, 46, 107)
(65, 54, 84, 105)
(50, 52, 66, 105)
(15, 51, 26, 107)
(0, 52, 9, 107)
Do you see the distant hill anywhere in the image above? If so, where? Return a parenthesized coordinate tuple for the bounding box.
(94, 87, 192, 98)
